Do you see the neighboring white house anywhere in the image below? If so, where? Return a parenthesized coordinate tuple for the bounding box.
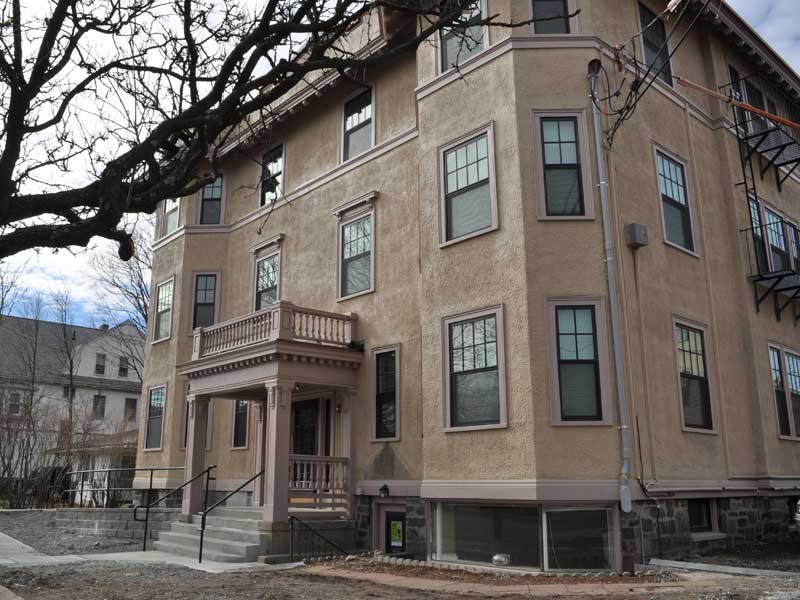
(0, 316, 144, 507)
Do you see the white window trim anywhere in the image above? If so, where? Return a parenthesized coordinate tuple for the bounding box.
(152, 276, 175, 344)
(438, 121, 499, 247)
(545, 298, 613, 426)
(336, 199, 376, 302)
(259, 142, 286, 209)
(160, 198, 181, 238)
(143, 384, 167, 452)
(769, 341, 800, 442)
(370, 343, 401, 442)
(637, 0, 674, 88)
(672, 315, 718, 435)
(252, 244, 282, 311)
(196, 174, 227, 226)
(525, 0, 579, 35)
(652, 143, 700, 258)
(441, 304, 507, 432)
(340, 86, 376, 164)
(532, 110, 595, 221)
(231, 400, 250, 450)
(190, 271, 222, 332)
(435, 0, 490, 77)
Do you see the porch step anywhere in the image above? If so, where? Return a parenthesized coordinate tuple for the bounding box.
(205, 507, 264, 520)
(152, 540, 245, 563)
(155, 531, 263, 561)
(170, 522, 266, 544)
(190, 514, 263, 530)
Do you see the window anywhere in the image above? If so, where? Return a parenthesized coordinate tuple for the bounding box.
(125, 397, 138, 422)
(8, 392, 21, 416)
(786, 353, 800, 438)
(145, 386, 166, 449)
(541, 118, 584, 216)
(545, 509, 612, 570)
(94, 353, 106, 376)
(199, 176, 223, 225)
(675, 322, 712, 430)
(748, 195, 770, 273)
(261, 145, 283, 207)
(638, 3, 672, 85)
(688, 499, 716, 533)
(343, 90, 372, 161)
(340, 214, 372, 298)
(555, 306, 601, 420)
(440, 2, 484, 72)
(441, 129, 495, 243)
(764, 207, 790, 272)
(656, 150, 694, 252)
(62, 385, 72, 399)
(444, 307, 506, 429)
(193, 274, 217, 329)
(232, 399, 248, 448)
(373, 347, 399, 440)
(532, 0, 570, 34)
(153, 279, 174, 342)
(770, 347, 791, 436)
(161, 198, 180, 237)
(255, 254, 279, 310)
(92, 395, 106, 420)
(118, 356, 129, 378)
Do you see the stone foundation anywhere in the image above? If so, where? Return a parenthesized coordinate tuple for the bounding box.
(404, 497, 427, 560)
(54, 507, 181, 540)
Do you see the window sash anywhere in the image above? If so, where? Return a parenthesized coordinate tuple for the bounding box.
(448, 315, 500, 427)
(532, 0, 570, 34)
(193, 274, 217, 329)
(145, 388, 165, 449)
(639, 3, 672, 85)
(340, 216, 372, 297)
(440, 4, 484, 71)
(261, 145, 283, 207)
(95, 353, 106, 375)
(770, 347, 792, 437)
(118, 357, 129, 377)
(375, 350, 397, 439)
(233, 400, 248, 448)
(162, 199, 179, 236)
(555, 306, 601, 420)
(255, 255, 279, 309)
(154, 280, 173, 341)
(200, 176, 223, 224)
(675, 324, 712, 430)
(343, 91, 372, 161)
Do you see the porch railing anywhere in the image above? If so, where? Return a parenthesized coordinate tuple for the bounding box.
(288, 454, 349, 512)
(192, 301, 357, 359)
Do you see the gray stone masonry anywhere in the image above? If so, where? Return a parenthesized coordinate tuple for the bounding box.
(405, 497, 427, 561)
(54, 507, 181, 540)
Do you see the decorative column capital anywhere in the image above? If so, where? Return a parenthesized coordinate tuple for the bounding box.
(265, 381, 294, 409)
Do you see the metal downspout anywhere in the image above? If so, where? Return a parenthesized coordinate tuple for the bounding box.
(588, 60, 632, 513)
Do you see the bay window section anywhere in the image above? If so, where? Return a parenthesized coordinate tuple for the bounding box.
(442, 131, 494, 242)
(555, 306, 601, 420)
(199, 176, 222, 224)
(675, 323, 712, 430)
(153, 279, 174, 342)
(193, 274, 217, 329)
(440, 2, 484, 71)
(145, 386, 166, 450)
(255, 254, 279, 310)
(656, 151, 694, 252)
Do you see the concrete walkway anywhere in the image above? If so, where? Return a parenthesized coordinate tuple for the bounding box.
(0, 532, 84, 568)
(650, 558, 800, 579)
(305, 565, 722, 597)
(87, 550, 303, 574)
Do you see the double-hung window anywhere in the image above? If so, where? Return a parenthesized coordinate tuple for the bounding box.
(118, 356, 129, 378)
(444, 307, 506, 429)
(675, 322, 712, 431)
(555, 306, 601, 420)
(161, 198, 180, 237)
(373, 346, 399, 440)
(92, 395, 106, 420)
(232, 399, 248, 448)
(193, 274, 217, 329)
(771, 345, 800, 439)
(638, 3, 672, 85)
(153, 279, 174, 342)
(255, 253, 279, 310)
(340, 214, 372, 298)
(95, 353, 106, 376)
(764, 207, 791, 272)
(440, 2, 484, 72)
(656, 150, 694, 252)
(343, 90, 372, 161)
(541, 117, 584, 216)
(261, 145, 283, 207)
(748, 198, 799, 274)
(442, 129, 495, 243)
(145, 386, 166, 450)
(125, 397, 138, 422)
(770, 347, 791, 437)
(199, 176, 222, 225)
(7, 392, 21, 416)
(532, 0, 570, 34)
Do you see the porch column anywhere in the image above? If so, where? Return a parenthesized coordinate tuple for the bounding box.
(262, 381, 293, 523)
(252, 398, 268, 506)
(337, 388, 355, 514)
(181, 393, 210, 515)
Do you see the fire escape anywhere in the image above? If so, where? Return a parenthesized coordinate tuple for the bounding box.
(724, 73, 800, 323)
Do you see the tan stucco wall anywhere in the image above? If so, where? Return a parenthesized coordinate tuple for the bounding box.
(136, 0, 800, 498)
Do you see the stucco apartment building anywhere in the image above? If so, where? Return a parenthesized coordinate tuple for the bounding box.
(135, 0, 800, 571)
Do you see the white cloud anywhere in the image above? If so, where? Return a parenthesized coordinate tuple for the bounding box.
(726, 0, 800, 72)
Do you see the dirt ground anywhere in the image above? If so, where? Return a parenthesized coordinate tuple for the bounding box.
(697, 539, 800, 573)
(0, 511, 140, 555)
(0, 562, 798, 600)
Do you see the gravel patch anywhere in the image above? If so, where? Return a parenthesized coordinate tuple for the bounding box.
(0, 511, 140, 556)
(694, 540, 800, 574)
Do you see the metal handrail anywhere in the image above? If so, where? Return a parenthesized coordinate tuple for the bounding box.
(132, 465, 216, 552)
(196, 468, 264, 563)
(288, 515, 347, 562)
(63, 466, 186, 510)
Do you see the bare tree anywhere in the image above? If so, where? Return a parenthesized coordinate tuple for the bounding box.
(0, 261, 25, 323)
(51, 288, 82, 463)
(0, 1, 570, 261)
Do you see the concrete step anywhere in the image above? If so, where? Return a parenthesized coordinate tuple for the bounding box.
(170, 522, 267, 544)
(190, 514, 262, 530)
(152, 540, 244, 563)
(156, 532, 262, 560)
(205, 507, 264, 520)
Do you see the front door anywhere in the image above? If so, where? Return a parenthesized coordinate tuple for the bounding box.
(291, 399, 319, 456)
(384, 511, 406, 554)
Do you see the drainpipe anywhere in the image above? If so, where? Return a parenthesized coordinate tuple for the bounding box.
(588, 59, 632, 514)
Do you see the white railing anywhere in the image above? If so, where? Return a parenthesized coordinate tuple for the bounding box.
(288, 454, 349, 512)
(192, 301, 357, 359)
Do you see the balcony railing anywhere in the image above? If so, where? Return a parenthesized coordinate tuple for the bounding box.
(288, 454, 349, 512)
(742, 217, 800, 279)
(192, 301, 357, 360)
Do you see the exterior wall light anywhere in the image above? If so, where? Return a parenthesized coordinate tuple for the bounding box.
(379, 484, 390, 498)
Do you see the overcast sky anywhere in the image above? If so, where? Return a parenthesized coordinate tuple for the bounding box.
(6, 0, 800, 327)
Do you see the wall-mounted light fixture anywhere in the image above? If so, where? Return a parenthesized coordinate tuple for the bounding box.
(379, 484, 390, 498)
